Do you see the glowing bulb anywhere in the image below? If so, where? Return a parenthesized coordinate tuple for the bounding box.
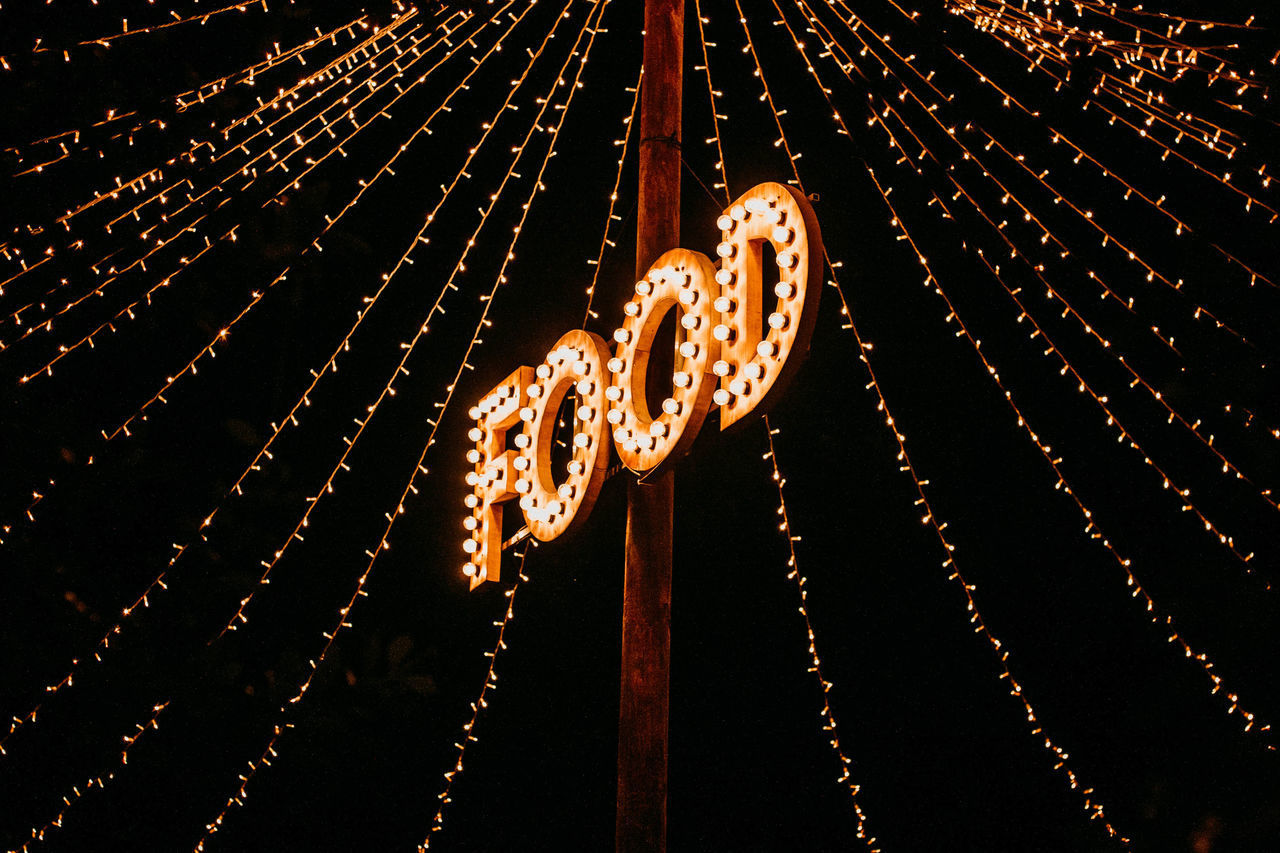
(712, 360, 731, 377)
(768, 312, 788, 330)
(713, 388, 731, 406)
(713, 324, 732, 341)
(662, 398, 681, 415)
(679, 341, 699, 358)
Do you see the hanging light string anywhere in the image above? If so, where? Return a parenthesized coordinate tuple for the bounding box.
(5, 0, 278, 58)
(21, 8, 427, 240)
(946, 0, 1267, 103)
(430, 56, 635, 846)
(822, 0, 1272, 367)
(8, 701, 170, 853)
(943, 1, 1261, 159)
(934, 46, 1275, 291)
(776, 0, 1274, 736)
(851, 0, 1278, 296)
(800, 3, 1280, 533)
(692, 0, 731, 195)
(578, 66, 642, 329)
(0, 0, 543, 758)
(943, 3, 1278, 217)
(762, 418, 879, 849)
(193, 5, 612, 845)
(730, 3, 1130, 841)
(214, 0, 591, 639)
(0, 12, 444, 345)
(10, 1, 526, 386)
(421, 549, 532, 850)
(3, 8, 395, 177)
(689, 11, 874, 839)
(1, 9, 448, 326)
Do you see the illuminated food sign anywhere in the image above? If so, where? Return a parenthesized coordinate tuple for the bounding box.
(462, 181, 822, 587)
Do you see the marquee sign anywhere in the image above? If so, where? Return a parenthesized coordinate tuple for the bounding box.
(461, 181, 823, 587)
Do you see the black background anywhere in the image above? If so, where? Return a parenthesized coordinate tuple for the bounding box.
(1, 1, 1278, 850)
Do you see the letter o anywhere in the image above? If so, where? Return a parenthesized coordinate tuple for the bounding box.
(516, 329, 611, 542)
(606, 248, 720, 473)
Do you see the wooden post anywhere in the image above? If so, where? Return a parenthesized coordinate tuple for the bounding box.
(617, 1, 681, 851)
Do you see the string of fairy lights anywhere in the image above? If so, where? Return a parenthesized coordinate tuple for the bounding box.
(0, 0, 564, 762)
(0, 0, 1276, 849)
(791, 0, 1279, 566)
(6, 7, 477, 375)
(688, 8, 877, 839)
(193, 1, 620, 845)
(2, 9, 403, 176)
(0, 6, 489, 544)
(9, 702, 169, 853)
(763, 0, 1273, 734)
(711, 0, 1270, 839)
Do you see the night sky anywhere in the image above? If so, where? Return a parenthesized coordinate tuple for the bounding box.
(1, 1, 1278, 851)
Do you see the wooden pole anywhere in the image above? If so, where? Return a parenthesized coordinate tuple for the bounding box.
(617, 1, 681, 851)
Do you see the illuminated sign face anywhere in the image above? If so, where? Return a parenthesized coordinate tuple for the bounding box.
(462, 182, 822, 587)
